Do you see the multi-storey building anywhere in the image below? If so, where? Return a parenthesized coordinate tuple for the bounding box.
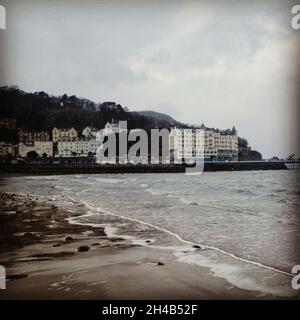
(18, 130, 50, 145)
(95, 121, 128, 142)
(82, 122, 125, 141)
(57, 123, 124, 157)
(169, 128, 205, 161)
(18, 141, 53, 157)
(52, 127, 78, 143)
(170, 127, 238, 161)
(82, 127, 98, 139)
(216, 132, 239, 160)
(0, 142, 16, 157)
(103, 121, 120, 134)
(57, 140, 102, 157)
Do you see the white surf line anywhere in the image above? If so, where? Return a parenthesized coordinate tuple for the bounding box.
(64, 195, 293, 278)
(75, 186, 94, 195)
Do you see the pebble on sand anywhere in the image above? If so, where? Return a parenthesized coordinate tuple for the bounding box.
(78, 245, 90, 252)
(23, 232, 35, 238)
(53, 243, 62, 247)
(7, 274, 28, 281)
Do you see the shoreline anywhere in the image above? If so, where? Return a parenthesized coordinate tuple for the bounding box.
(0, 191, 276, 300)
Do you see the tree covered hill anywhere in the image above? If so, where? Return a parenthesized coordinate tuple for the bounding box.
(137, 111, 184, 128)
(0, 86, 262, 160)
(0, 86, 155, 132)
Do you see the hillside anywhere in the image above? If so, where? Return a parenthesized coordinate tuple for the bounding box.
(0, 86, 181, 139)
(0, 86, 262, 160)
(137, 111, 184, 128)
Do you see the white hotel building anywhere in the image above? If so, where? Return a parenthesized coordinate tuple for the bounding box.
(170, 128, 205, 161)
(170, 127, 238, 161)
(57, 140, 103, 157)
(18, 141, 53, 157)
(57, 123, 121, 157)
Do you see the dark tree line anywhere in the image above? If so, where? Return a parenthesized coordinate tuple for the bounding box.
(0, 86, 163, 142)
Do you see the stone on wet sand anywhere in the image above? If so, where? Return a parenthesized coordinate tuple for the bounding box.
(53, 243, 62, 247)
(23, 232, 35, 238)
(92, 243, 100, 246)
(78, 245, 90, 252)
(7, 274, 28, 281)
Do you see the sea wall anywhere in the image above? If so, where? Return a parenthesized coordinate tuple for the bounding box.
(0, 161, 288, 175)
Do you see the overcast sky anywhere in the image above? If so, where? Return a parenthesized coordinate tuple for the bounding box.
(0, 0, 299, 158)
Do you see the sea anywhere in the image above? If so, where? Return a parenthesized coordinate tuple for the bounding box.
(2, 170, 300, 298)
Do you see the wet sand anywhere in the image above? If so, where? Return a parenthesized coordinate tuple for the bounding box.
(0, 192, 279, 299)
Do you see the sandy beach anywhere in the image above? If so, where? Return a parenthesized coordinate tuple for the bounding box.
(0, 190, 272, 300)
